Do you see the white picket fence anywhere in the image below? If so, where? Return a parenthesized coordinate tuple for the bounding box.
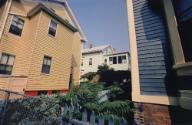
(61, 104, 127, 125)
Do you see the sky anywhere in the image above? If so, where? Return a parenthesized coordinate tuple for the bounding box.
(68, 0, 129, 52)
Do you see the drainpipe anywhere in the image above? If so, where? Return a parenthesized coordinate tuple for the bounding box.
(0, 0, 12, 40)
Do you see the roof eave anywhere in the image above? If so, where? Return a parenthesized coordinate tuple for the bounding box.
(27, 3, 78, 33)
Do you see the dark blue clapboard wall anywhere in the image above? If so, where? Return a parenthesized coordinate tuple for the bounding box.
(132, 0, 172, 95)
(173, 0, 192, 21)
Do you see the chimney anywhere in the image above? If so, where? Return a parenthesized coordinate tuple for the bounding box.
(89, 43, 93, 48)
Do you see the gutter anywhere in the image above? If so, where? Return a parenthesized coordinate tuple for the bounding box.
(27, 3, 78, 32)
(0, 0, 12, 40)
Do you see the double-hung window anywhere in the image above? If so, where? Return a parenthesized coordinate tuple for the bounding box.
(0, 53, 15, 75)
(113, 57, 117, 64)
(48, 20, 57, 37)
(109, 57, 113, 65)
(122, 56, 127, 63)
(89, 58, 92, 65)
(41, 56, 52, 74)
(9, 16, 24, 36)
(118, 56, 122, 64)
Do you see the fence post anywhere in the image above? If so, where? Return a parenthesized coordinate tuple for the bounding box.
(108, 116, 114, 125)
(98, 114, 104, 125)
(90, 111, 95, 125)
(82, 109, 87, 122)
(0, 91, 10, 125)
(63, 104, 68, 115)
(120, 118, 127, 125)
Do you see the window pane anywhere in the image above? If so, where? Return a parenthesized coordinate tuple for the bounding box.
(42, 56, 51, 74)
(43, 59, 47, 65)
(9, 16, 24, 36)
(109, 57, 113, 64)
(122, 56, 127, 63)
(0, 65, 5, 70)
(49, 20, 57, 37)
(0, 55, 8, 64)
(113, 57, 117, 64)
(47, 59, 51, 66)
(7, 56, 15, 65)
(6, 66, 12, 71)
(89, 58, 92, 65)
(118, 56, 122, 64)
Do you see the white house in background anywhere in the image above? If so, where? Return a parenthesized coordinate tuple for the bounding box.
(81, 45, 130, 75)
(104, 51, 130, 71)
(81, 45, 114, 75)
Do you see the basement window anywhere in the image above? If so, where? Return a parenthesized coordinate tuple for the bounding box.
(9, 16, 24, 36)
(0, 53, 15, 75)
(41, 56, 52, 74)
(48, 20, 57, 37)
(38, 91, 47, 96)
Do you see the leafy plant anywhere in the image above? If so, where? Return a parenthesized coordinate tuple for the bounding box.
(81, 72, 97, 81)
(97, 64, 114, 72)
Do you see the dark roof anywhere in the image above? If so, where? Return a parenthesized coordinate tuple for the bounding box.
(27, 3, 78, 32)
(105, 51, 130, 56)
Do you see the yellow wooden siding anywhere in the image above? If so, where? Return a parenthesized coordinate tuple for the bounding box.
(0, 0, 81, 91)
(26, 11, 74, 91)
(0, 3, 6, 21)
(71, 33, 82, 86)
(0, 13, 39, 76)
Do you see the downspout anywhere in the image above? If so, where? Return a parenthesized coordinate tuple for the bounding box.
(0, 0, 12, 40)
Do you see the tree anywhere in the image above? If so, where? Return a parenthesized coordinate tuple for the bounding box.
(97, 64, 114, 72)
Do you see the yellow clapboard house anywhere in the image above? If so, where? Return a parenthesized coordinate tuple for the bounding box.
(0, 0, 86, 96)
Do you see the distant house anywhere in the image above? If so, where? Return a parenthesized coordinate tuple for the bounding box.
(104, 51, 130, 71)
(127, 0, 192, 124)
(81, 45, 114, 75)
(0, 0, 87, 96)
(81, 45, 130, 75)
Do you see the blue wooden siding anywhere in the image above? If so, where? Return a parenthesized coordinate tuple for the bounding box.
(173, 0, 192, 21)
(133, 0, 172, 95)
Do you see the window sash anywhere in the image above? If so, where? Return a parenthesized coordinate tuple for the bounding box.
(89, 58, 92, 65)
(42, 56, 52, 74)
(49, 20, 57, 36)
(109, 57, 113, 64)
(0, 64, 13, 75)
(9, 16, 24, 36)
(113, 57, 117, 64)
(122, 56, 127, 63)
(118, 56, 122, 64)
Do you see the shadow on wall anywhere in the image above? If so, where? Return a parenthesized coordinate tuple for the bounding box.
(143, 1, 192, 125)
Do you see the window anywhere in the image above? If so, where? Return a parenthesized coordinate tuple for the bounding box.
(9, 16, 24, 36)
(109, 57, 113, 64)
(118, 56, 122, 64)
(122, 56, 127, 63)
(81, 59, 83, 66)
(89, 58, 92, 65)
(104, 59, 107, 63)
(0, 53, 15, 75)
(113, 57, 117, 64)
(38, 91, 47, 96)
(48, 20, 57, 37)
(41, 56, 52, 74)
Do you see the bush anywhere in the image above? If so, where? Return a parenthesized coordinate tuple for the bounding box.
(81, 72, 97, 81)
(3, 95, 62, 125)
